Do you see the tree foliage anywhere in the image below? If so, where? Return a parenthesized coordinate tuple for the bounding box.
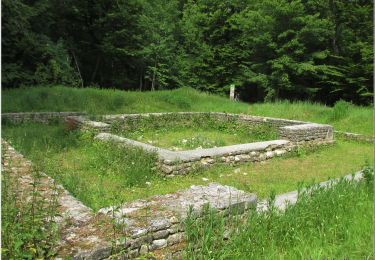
(1, 0, 373, 104)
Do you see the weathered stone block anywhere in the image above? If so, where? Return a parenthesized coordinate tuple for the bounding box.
(153, 229, 169, 239)
(150, 239, 167, 250)
(167, 233, 184, 246)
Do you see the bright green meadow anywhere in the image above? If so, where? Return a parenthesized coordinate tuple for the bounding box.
(2, 86, 373, 135)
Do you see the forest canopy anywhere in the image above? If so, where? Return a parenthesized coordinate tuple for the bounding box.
(1, 0, 373, 105)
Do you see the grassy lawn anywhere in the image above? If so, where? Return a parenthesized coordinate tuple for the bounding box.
(113, 118, 277, 150)
(3, 86, 373, 135)
(184, 172, 374, 259)
(3, 122, 373, 211)
(123, 128, 248, 150)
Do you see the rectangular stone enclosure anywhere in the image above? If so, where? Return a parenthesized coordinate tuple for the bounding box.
(2, 111, 334, 259)
(67, 112, 334, 176)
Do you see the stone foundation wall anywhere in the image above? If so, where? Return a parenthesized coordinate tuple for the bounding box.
(2, 140, 258, 259)
(97, 183, 257, 259)
(65, 116, 111, 132)
(334, 131, 373, 143)
(157, 142, 292, 176)
(95, 133, 295, 177)
(278, 123, 334, 142)
(1, 140, 112, 259)
(102, 112, 305, 129)
(101, 112, 330, 143)
(213, 112, 305, 127)
(95, 112, 335, 177)
(2, 112, 85, 124)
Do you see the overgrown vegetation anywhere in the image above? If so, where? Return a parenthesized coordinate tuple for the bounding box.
(184, 166, 374, 259)
(3, 121, 373, 211)
(2, 122, 157, 210)
(1, 156, 59, 259)
(2, 82, 373, 257)
(2, 0, 373, 104)
(111, 114, 277, 150)
(2, 86, 373, 135)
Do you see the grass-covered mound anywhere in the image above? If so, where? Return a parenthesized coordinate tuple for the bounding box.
(2, 86, 373, 135)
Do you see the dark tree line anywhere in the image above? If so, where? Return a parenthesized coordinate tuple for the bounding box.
(2, 0, 373, 104)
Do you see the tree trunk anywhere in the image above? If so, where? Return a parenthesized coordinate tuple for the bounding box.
(151, 68, 156, 91)
(72, 51, 84, 87)
(139, 71, 143, 91)
(329, 0, 340, 54)
(90, 56, 101, 84)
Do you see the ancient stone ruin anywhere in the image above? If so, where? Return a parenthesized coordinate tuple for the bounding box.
(2, 111, 342, 259)
(68, 112, 334, 176)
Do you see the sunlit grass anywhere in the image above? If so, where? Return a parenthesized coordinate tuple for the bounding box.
(184, 171, 374, 259)
(116, 127, 276, 151)
(3, 123, 373, 211)
(3, 86, 373, 135)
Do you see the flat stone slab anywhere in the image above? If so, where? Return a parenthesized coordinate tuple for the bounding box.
(95, 132, 289, 162)
(98, 183, 257, 233)
(280, 123, 332, 130)
(176, 140, 289, 160)
(66, 116, 110, 131)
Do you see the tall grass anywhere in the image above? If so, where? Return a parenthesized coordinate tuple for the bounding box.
(184, 168, 374, 259)
(2, 122, 157, 211)
(3, 122, 373, 211)
(2, 86, 373, 135)
(1, 159, 59, 259)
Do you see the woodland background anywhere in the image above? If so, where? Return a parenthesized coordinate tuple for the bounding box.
(2, 0, 373, 104)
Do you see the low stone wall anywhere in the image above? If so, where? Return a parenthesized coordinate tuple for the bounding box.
(3, 141, 257, 259)
(213, 112, 304, 127)
(102, 112, 305, 129)
(97, 183, 257, 259)
(101, 112, 332, 143)
(95, 133, 293, 176)
(4, 137, 366, 259)
(94, 112, 335, 176)
(334, 131, 373, 143)
(65, 116, 111, 132)
(1, 141, 112, 259)
(2, 112, 85, 124)
(279, 123, 333, 142)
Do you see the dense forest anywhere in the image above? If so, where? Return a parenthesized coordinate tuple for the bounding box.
(2, 0, 373, 104)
